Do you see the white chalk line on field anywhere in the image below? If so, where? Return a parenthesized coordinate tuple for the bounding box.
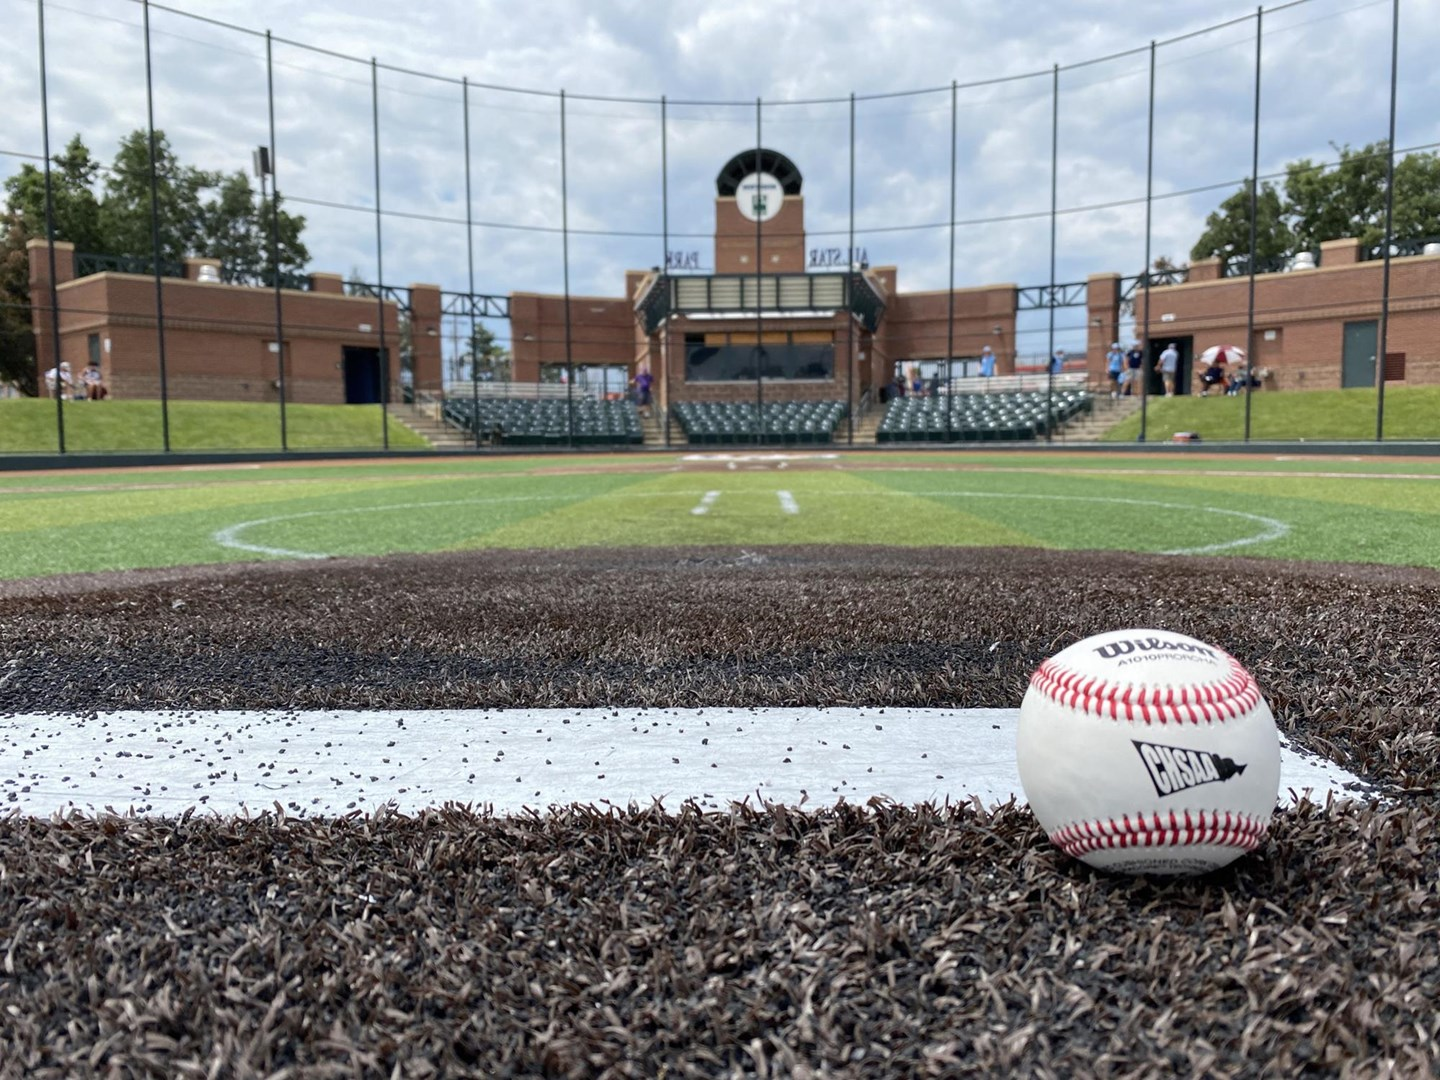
(778, 490, 800, 515)
(0, 708, 1367, 819)
(210, 490, 1291, 560)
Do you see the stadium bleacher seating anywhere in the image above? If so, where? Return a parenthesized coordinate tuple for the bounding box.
(875, 389, 1091, 442)
(671, 400, 848, 445)
(443, 397, 643, 446)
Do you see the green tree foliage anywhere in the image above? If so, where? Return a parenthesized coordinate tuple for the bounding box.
(462, 323, 511, 382)
(3, 136, 106, 252)
(98, 129, 216, 266)
(1189, 181, 1294, 267)
(199, 172, 309, 285)
(1192, 142, 1440, 265)
(0, 130, 309, 393)
(0, 213, 38, 395)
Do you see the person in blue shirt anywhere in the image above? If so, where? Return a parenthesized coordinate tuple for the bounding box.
(1105, 342, 1124, 399)
(1049, 349, 1066, 376)
(980, 345, 997, 379)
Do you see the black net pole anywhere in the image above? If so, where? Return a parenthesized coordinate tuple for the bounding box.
(946, 80, 957, 443)
(464, 77, 480, 449)
(847, 92, 855, 446)
(1376, 0, 1399, 441)
(1140, 41, 1154, 443)
(1243, 7, 1262, 444)
(142, 0, 171, 451)
(266, 31, 287, 451)
(754, 98, 764, 446)
(561, 89, 574, 449)
(661, 94, 670, 449)
(1045, 64, 1057, 444)
(370, 58, 389, 450)
(36, 0, 65, 453)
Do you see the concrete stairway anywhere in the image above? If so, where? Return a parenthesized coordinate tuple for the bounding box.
(639, 410, 675, 448)
(391, 402, 473, 450)
(847, 408, 884, 445)
(1053, 394, 1142, 443)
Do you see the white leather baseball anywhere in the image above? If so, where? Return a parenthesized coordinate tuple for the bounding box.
(1017, 628, 1281, 876)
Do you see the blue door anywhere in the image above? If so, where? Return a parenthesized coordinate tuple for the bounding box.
(342, 347, 382, 404)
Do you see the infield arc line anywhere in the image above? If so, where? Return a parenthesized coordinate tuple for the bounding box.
(211, 490, 1290, 560)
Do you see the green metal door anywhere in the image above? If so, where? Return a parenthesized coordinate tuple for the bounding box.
(1341, 320, 1377, 389)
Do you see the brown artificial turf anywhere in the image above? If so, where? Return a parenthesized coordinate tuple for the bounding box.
(1, 546, 1438, 1076)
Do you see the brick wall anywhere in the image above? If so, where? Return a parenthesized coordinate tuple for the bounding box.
(29, 241, 409, 402)
(1139, 250, 1440, 389)
(876, 270, 1017, 375)
(714, 197, 806, 275)
(509, 292, 640, 381)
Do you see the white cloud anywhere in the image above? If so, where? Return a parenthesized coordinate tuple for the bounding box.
(3, 0, 1435, 356)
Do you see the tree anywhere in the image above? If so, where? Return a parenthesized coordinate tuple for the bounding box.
(460, 323, 510, 382)
(1, 130, 312, 394)
(1191, 142, 1440, 264)
(2, 135, 106, 253)
(99, 129, 216, 267)
(1189, 181, 1294, 268)
(1, 136, 107, 394)
(197, 172, 309, 285)
(0, 212, 38, 395)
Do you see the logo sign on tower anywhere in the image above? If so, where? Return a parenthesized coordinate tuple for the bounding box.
(736, 172, 783, 223)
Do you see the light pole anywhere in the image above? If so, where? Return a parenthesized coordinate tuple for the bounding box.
(254, 145, 286, 449)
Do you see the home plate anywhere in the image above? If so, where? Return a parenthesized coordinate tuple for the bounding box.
(0, 708, 1368, 818)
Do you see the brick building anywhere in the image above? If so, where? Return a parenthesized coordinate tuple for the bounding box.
(25, 148, 1439, 408)
(28, 239, 442, 403)
(510, 149, 1019, 415)
(1129, 239, 1440, 394)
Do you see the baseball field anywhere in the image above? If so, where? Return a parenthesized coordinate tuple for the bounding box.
(1, 448, 1437, 1076)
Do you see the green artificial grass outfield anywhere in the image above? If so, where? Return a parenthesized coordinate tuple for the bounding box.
(1101, 385, 1440, 443)
(3, 454, 1440, 579)
(0, 399, 429, 452)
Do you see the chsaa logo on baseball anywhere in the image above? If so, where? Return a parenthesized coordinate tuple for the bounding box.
(1132, 738, 1248, 797)
(1092, 636, 1223, 668)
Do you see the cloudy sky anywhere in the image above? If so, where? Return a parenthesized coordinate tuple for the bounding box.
(2, 0, 1435, 357)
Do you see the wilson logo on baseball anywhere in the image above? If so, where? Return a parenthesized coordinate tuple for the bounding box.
(1093, 637, 1220, 663)
(1132, 739, 1247, 797)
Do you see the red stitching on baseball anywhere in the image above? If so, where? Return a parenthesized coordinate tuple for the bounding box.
(1050, 809, 1268, 858)
(1030, 652, 1261, 725)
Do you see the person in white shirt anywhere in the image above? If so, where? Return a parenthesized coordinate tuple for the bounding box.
(43, 361, 73, 398)
(1158, 343, 1180, 397)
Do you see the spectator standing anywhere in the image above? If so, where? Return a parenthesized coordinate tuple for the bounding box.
(1124, 341, 1144, 396)
(928, 369, 941, 398)
(1105, 342, 1124, 399)
(911, 366, 925, 398)
(633, 366, 653, 418)
(81, 361, 108, 400)
(979, 345, 996, 379)
(1158, 342, 1180, 397)
(1049, 349, 1066, 376)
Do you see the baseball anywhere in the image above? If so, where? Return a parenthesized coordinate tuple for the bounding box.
(1017, 628, 1281, 876)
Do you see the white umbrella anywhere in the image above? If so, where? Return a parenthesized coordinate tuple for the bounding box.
(1198, 344, 1245, 366)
